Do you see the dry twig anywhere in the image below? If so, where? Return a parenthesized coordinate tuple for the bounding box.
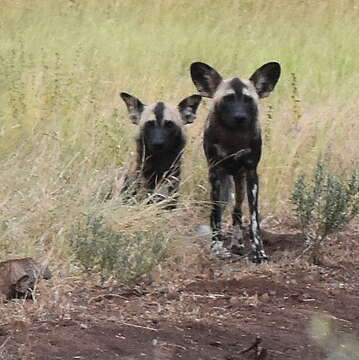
(88, 293, 127, 304)
(120, 321, 159, 332)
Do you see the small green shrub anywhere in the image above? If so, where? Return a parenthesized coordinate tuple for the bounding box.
(69, 214, 168, 281)
(291, 161, 359, 264)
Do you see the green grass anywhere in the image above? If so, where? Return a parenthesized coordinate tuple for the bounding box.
(0, 0, 358, 275)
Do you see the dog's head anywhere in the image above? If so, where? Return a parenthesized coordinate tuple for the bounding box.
(120, 93, 201, 154)
(190, 62, 280, 130)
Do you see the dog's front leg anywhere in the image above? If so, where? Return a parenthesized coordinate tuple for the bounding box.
(246, 168, 268, 263)
(230, 172, 246, 255)
(209, 167, 232, 258)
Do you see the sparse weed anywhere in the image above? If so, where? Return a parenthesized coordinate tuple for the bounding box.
(69, 213, 168, 282)
(263, 103, 273, 145)
(291, 161, 359, 264)
(290, 72, 302, 129)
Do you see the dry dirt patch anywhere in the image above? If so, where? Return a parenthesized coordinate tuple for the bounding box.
(1, 227, 359, 359)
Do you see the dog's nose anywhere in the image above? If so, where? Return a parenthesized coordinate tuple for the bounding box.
(234, 114, 247, 122)
(152, 141, 165, 150)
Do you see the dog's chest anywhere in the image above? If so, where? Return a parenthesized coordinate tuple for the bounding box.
(204, 125, 261, 174)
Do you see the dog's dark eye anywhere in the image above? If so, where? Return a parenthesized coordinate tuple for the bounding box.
(223, 94, 235, 103)
(146, 120, 155, 128)
(243, 94, 252, 104)
(164, 120, 175, 128)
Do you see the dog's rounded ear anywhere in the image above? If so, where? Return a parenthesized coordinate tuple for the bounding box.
(249, 62, 281, 98)
(178, 94, 202, 124)
(120, 92, 145, 125)
(190, 62, 222, 98)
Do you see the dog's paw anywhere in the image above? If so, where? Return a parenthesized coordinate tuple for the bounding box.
(210, 241, 232, 259)
(230, 244, 245, 256)
(251, 250, 269, 264)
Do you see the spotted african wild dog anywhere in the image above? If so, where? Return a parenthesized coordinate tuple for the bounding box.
(190, 62, 281, 262)
(119, 92, 202, 208)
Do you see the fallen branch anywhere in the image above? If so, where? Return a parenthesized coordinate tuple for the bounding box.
(162, 342, 187, 350)
(239, 336, 262, 354)
(258, 348, 268, 360)
(181, 293, 230, 300)
(238, 336, 268, 360)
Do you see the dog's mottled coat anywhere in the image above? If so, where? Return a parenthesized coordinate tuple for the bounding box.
(119, 93, 201, 207)
(190, 61, 281, 262)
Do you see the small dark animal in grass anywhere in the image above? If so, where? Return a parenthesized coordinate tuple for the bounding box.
(190, 61, 281, 262)
(119, 92, 202, 208)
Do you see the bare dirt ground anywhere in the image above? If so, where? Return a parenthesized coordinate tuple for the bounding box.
(1, 225, 359, 360)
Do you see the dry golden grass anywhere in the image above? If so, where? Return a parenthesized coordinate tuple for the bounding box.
(0, 0, 358, 285)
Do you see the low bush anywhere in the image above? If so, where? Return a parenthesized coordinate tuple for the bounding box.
(291, 161, 358, 264)
(70, 214, 168, 281)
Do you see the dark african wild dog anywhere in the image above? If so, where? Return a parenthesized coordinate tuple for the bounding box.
(119, 92, 202, 208)
(190, 61, 281, 262)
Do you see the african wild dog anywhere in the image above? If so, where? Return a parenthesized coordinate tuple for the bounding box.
(119, 92, 202, 208)
(190, 61, 281, 262)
